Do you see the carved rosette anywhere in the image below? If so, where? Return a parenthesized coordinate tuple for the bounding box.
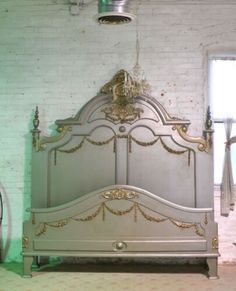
(102, 188, 139, 200)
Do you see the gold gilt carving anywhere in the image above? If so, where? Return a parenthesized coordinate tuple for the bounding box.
(204, 213, 208, 225)
(174, 125, 209, 152)
(102, 104, 143, 124)
(101, 69, 150, 100)
(130, 135, 191, 165)
(212, 237, 219, 250)
(39, 126, 71, 150)
(136, 204, 167, 223)
(32, 213, 36, 225)
(31, 106, 41, 150)
(35, 200, 205, 238)
(102, 189, 139, 200)
(101, 70, 144, 123)
(30, 107, 74, 151)
(170, 219, 204, 237)
(131, 135, 159, 147)
(22, 236, 29, 249)
(58, 136, 115, 154)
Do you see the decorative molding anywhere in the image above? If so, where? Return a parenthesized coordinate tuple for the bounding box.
(204, 213, 208, 225)
(22, 236, 29, 249)
(56, 133, 192, 165)
(58, 136, 115, 154)
(34, 200, 205, 238)
(101, 69, 150, 101)
(102, 103, 143, 124)
(31, 106, 41, 151)
(130, 135, 191, 165)
(101, 70, 145, 124)
(39, 126, 71, 150)
(174, 125, 209, 152)
(212, 237, 219, 250)
(102, 188, 139, 200)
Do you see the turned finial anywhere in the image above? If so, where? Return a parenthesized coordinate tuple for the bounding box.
(205, 106, 213, 131)
(31, 106, 41, 150)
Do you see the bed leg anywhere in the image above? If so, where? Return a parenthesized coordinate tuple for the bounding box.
(207, 258, 219, 279)
(23, 256, 33, 278)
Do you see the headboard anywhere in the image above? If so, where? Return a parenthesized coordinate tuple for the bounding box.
(31, 70, 213, 209)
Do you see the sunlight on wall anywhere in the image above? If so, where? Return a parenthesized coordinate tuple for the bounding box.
(209, 60, 236, 184)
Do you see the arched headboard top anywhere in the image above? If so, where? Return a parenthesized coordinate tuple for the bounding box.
(55, 69, 191, 128)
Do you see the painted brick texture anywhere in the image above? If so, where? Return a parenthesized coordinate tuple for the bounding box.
(1, 0, 236, 261)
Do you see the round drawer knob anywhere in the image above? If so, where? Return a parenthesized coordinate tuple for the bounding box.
(113, 241, 127, 251)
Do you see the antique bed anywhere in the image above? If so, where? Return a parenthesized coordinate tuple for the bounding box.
(22, 70, 219, 278)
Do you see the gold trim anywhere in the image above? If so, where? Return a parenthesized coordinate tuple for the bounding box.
(39, 126, 70, 150)
(73, 204, 104, 222)
(131, 135, 159, 147)
(100, 70, 146, 124)
(102, 189, 139, 200)
(31, 106, 41, 151)
(35, 223, 47, 237)
(47, 219, 69, 228)
(32, 213, 36, 225)
(101, 69, 150, 100)
(22, 236, 29, 249)
(174, 125, 209, 152)
(57, 136, 115, 154)
(159, 137, 189, 156)
(102, 103, 143, 124)
(169, 219, 204, 237)
(35, 201, 205, 238)
(204, 213, 208, 225)
(130, 135, 191, 164)
(136, 204, 167, 223)
(212, 237, 219, 250)
(58, 137, 85, 153)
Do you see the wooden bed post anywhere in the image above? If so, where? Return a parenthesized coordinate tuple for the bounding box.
(23, 256, 33, 278)
(207, 258, 219, 279)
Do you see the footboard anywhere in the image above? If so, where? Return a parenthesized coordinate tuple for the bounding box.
(22, 185, 219, 278)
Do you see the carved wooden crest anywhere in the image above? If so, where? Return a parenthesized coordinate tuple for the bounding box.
(101, 70, 144, 123)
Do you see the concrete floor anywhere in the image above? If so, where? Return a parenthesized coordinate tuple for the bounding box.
(214, 192, 236, 264)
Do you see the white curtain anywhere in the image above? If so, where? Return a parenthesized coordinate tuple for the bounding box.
(221, 118, 236, 216)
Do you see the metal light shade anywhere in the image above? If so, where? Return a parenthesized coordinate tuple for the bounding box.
(96, 0, 135, 24)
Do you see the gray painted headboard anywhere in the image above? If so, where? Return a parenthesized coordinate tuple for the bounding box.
(31, 70, 213, 209)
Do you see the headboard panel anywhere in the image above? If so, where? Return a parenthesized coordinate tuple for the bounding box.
(31, 70, 213, 209)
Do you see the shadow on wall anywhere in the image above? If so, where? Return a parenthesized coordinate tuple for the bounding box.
(0, 183, 11, 262)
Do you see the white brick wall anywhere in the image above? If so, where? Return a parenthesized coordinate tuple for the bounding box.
(1, 0, 236, 262)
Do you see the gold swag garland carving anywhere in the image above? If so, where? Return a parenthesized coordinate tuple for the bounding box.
(35, 198, 205, 238)
(129, 135, 191, 166)
(55, 134, 192, 165)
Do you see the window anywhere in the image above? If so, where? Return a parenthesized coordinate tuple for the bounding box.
(209, 59, 236, 184)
